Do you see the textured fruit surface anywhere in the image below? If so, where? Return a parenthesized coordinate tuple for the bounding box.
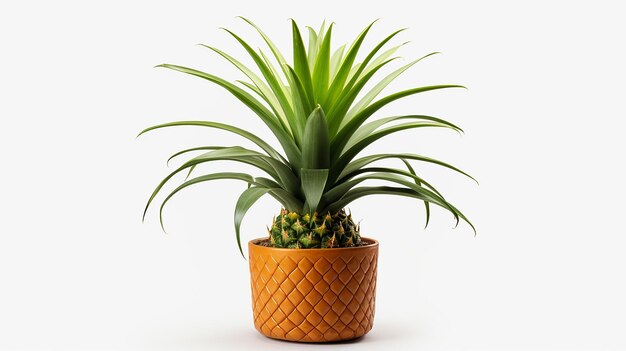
(248, 238, 378, 342)
(268, 209, 361, 249)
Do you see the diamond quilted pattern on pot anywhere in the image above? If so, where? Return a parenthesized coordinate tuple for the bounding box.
(249, 238, 379, 343)
(313, 257, 331, 274)
(296, 278, 314, 296)
(304, 267, 322, 284)
(338, 268, 354, 284)
(323, 269, 338, 284)
(304, 290, 322, 305)
(347, 257, 361, 274)
(313, 300, 331, 316)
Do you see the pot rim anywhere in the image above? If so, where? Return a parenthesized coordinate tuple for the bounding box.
(248, 237, 378, 252)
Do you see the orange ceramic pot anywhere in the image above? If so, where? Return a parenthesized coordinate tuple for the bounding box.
(248, 237, 379, 342)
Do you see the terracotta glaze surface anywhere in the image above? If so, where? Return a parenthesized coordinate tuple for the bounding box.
(248, 238, 379, 342)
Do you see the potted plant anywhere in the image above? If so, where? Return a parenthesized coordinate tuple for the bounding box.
(139, 18, 475, 343)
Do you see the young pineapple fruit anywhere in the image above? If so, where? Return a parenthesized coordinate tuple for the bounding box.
(268, 209, 361, 249)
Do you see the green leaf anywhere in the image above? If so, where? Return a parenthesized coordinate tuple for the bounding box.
(258, 50, 293, 109)
(326, 184, 475, 234)
(325, 166, 444, 204)
(238, 17, 288, 69)
(324, 172, 450, 211)
(166, 146, 227, 166)
(341, 28, 406, 95)
(401, 159, 430, 228)
(240, 176, 305, 212)
(344, 115, 463, 153)
(184, 165, 196, 180)
(329, 44, 346, 82)
(342, 52, 441, 126)
(309, 21, 327, 72)
(238, 17, 294, 98)
(327, 186, 424, 213)
(306, 26, 319, 72)
(143, 147, 292, 221)
(137, 120, 287, 164)
(155, 64, 302, 170)
(251, 176, 281, 189)
(312, 23, 333, 104)
(291, 19, 315, 105)
(201, 44, 289, 131)
(236, 179, 303, 219)
(331, 84, 466, 158)
(359, 41, 410, 79)
(346, 62, 363, 84)
(326, 58, 399, 136)
(316, 20, 327, 46)
(219, 30, 299, 145)
(331, 121, 460, 183)
(236, 80, 263, 97)
(337, 153, 477, 184)
(234, 186, 271, 257)
(323, 20, 377, 108)
(265, 189, 305, 212)
(300, 168, 329, 213)
(159, 172, 254, 232)
(301, 107, 330, 169)
(283, 64, 313, 130)
(171, 149, 299, 194)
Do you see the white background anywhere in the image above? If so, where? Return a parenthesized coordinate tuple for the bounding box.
(1, 1, 625, 350)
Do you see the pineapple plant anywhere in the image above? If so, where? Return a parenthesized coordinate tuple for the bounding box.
(139, 18, 475, 342)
